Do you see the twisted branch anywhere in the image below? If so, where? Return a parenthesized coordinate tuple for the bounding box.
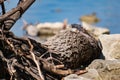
(0, 0, 35, 30)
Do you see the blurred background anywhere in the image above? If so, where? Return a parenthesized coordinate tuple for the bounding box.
(5, 0, 120, 36)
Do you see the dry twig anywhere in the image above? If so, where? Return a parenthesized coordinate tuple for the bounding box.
(26, 38, 45, 80)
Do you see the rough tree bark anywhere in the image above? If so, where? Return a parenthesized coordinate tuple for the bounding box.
(0, 0, 35, 30)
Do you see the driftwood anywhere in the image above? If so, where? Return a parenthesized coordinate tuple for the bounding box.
(0, 27, 101, 80)
(0, 0, 102, 80)
(0, 30, 73, 79)
(0, 31, 88, 80)
(0, 0, 35, 30)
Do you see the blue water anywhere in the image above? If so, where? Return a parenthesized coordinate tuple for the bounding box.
(5, 0, 120, 36)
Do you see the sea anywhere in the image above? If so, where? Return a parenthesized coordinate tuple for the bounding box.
(4, 0, 120, 36)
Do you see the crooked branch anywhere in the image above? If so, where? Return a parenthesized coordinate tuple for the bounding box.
(0, 0, 35, 30)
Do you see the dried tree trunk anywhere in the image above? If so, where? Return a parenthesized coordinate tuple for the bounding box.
(0, 0, 35, 30)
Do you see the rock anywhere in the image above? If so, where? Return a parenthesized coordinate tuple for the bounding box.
(63, 74, 91, 80)
(99, 34, 120, 59)
(36, 22, 64, 35)
(63, 69, 101, 80)
(80, 69, 101, 80)
(23, 24, 38, 36)
(36, 19, 69, 35)
(44, 24, 102, 69)
(64, 59, 120, 80)
(23, 19, 70, 37)
(80, 13, 100, 24)
(88, 59, 120, 80)
(81, 22, 110, 37)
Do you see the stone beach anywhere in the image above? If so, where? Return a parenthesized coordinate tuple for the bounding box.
(1, 0, 120, 80)
(63, 26, 120, 80)
(24, 22, 120, 80)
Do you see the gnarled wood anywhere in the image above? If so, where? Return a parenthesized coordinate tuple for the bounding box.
(0, 1, 102, 80)
(0, 0, 35, 30)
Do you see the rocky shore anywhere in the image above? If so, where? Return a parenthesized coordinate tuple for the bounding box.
(23, 21, 120, 80)
(1, 0, 119, 79)
(63, 27, 120, 80)
(64, 59, 120, 80)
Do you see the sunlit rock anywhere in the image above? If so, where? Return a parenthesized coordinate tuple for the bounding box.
(82, 22, 110, 37)
(99, 34, 120, 59)
(88, 59, 120, 80)
(23, 24, 38, 36)
(36, 19, 70, 35)
(63, 74, 91, 80)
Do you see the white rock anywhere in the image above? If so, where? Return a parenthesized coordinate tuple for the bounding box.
(88, 59, 120, 80)
(25, 25, 38, 36)
(99, 34, 120, 59)
(81, 22, 110, 37)
(80, 69, 101, 80)
(63, 74, 91, 80)
(63, 69, 100, 80)
(36, 22, 70, 34)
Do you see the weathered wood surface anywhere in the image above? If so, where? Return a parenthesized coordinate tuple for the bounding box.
(0, 0, 102, 80)
(0, 0, 35, 30)
(0, 26, 102, 80)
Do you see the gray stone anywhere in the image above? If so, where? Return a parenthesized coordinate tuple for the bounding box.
(63, 69, 101, 80)
(64, 59, 120, 80)
(88, 59, 120, 80)
(99, 34, 120, 59)
(63, 74, 91, 80)
(80, 69, 101, 80)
